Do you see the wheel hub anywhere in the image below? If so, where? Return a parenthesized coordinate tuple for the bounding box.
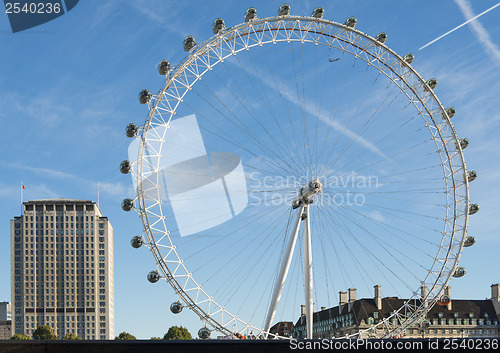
(292, 179, 323, 209)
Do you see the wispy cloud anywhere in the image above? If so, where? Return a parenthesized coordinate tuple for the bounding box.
(419, 1, 500, 51)
(127, 0, 188, 38)
(8, 164, 131, 198)
(454, 0, 500, 65)
(235, 62, 389, 159)
(0, 182, 59, 200)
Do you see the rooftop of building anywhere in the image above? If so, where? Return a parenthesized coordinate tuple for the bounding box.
(23, 199, 96, 204)
(294, 297, 499, 328)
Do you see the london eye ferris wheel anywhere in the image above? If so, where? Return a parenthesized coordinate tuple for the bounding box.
(120, 4, 478, 339)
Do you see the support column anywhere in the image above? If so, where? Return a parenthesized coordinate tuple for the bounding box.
(263, 205, 305, 336)
(303, 205, 313, 339)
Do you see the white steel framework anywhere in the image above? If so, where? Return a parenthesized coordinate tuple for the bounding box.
(129, 14, 470, 339)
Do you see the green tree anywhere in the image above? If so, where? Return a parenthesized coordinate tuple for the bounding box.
(11, 333, 31, 340)
(115, 332, 136, 340)
(62, 332, 82, 340)
(163, 326, 192, 340)
(150, 337, 162, 340)
(32, 325, 57, 340)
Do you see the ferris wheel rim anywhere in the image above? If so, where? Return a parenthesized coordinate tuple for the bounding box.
(133, 14, 470, 339)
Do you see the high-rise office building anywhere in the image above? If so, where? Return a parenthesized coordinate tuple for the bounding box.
(11, 199, 114, 339)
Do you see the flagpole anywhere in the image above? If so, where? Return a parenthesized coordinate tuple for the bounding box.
(20, 182, 23, 214)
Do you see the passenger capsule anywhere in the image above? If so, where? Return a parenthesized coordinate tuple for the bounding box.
(158, 60, 171, 75)
(421, 319, 431, 327)
(375, 32, 387, 44)
(183, 36, 196, 51)
(121, 198, 134, 212)
(463, 235, 475, 247)
(311, 7, 324, 19)
(130, 235, 143, 249)
(139, 89, 152, 104)
(147, 271, 160, 283)
(437, 295, 451, 306)
(125, 123, 139, 138)
(467, 170, 477, 182)
(148, 271, 160, 283)
(212, 18, 225, 34)
(453, 267, 466, 278)
(403, 53, 414, 64)
(459, 138, 469, 150)
(198, 327, 211, 339)
(469, 203, 479, 215)
(170, 302, 183, 314)
(245, 7, 257, 22)
(120, 160, 132, 174)
(425, 78, 438, 91)
(278, 3, 291, 16)
(444, 107, 456, 119)
(344, 17, 357, 28)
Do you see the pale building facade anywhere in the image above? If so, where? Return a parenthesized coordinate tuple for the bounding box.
(293, 284, 500, 339)
(11, 199, 114, 339)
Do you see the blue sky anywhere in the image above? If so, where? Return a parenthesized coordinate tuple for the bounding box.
(1, 0, 499, 339)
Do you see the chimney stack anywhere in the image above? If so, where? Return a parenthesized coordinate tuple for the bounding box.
(374, 285, 382, 310)
(339, 291, 347, 315)
(321, 306, 326, 311)
(339, 291, 347, 305)
(491, 284, 500, 316)
(492, 283, 500, 301)
(421, 285, 428, 308)
(444, 286, 452, 310)
(348, 288, 357, 303)
(300, 304, 306, 317)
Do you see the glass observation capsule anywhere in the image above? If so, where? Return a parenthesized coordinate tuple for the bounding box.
(437, 295, 451, 306)
(469, 203, 479, 215)
(311, 7, 324, 19)
(158, 60, 170, 75)
(245, 7, 257, 22)
(403, 53, 414, 64)
(183, 35, 196, 51)
(457, 138, 469, 150)
(147, 271, 160, 283)
(130, 235, 143, 249)
(139, 89, 152, 104)
(344, 17, 357, 28)
(125, 123, 139, 138)
(120, 160, 131, 174)
(467, 170, 477, 182)
(426, 78, 438, 90)
(463, 235, 475, 247)
(278, 3, 291, 16)
(170, 302, 183, 314)
(198, 327, 211, 339)
(121, 198, 134, 212)
(212, 18, 225, 34)
(444, 107, 456, 119)
(376, 32, 387, 43)
(453, 267, 466, 278)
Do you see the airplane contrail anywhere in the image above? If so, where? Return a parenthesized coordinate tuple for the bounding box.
(419, 1, 500, 50)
